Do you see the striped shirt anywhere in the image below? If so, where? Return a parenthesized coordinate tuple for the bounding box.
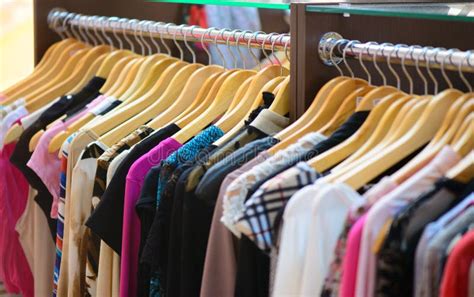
(53, 133, 76, 297)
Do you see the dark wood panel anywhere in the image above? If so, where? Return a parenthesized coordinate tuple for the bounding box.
(293, 4, 474, 116)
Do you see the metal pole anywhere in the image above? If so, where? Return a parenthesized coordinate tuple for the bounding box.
(319, 32, 474, 73)
(48, 9, 291, 51)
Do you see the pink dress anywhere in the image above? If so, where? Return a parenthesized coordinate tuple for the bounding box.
(27, 96, 105, 218)
(120, 137, 182, 297)
(0, 142, 34, 297)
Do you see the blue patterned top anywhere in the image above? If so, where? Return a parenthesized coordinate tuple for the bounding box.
(150, 125, 224, 297)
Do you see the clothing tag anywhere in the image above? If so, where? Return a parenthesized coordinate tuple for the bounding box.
(356, 96, 364, 107)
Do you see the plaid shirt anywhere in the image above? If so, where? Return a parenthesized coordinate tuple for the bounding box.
(222, 132, 327, 237)
(235, 162, 321, 252)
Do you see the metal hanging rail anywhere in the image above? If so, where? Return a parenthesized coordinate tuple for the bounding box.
(47, 9, 291, 51)
(318, 32, 474, 73)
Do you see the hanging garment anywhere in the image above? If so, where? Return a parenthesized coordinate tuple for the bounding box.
(235, 161, 320, 250)
(85, 124, 181, 255)
(86, 125, 154, 296)
(414, 194, 474, 297)
(421, 208, 474, 297)
(374, 178, 471, 297)
(0, 142, 33, 297)
(355, 146, 461, 297)
(222, 132, 329, 237)
(200, 151, 273, 297)
(120, 136, 183, 297)
(16, 186, 56, 297)
(439, 229, 474, 297)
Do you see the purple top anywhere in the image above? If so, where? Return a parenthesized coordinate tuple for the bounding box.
(120, 137, 182, 297)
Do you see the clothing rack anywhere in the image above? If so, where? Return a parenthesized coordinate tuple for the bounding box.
(48, 9, 291, 51)
(318, 31, 474, 73)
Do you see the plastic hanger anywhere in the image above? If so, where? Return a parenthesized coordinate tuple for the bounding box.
(267, 39, 367, 155)
(335, 47, 463, 190)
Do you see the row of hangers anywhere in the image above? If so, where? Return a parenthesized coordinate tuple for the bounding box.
(279, 37, 472, 188)
(2, 10, 291, 156)
(2, 9, 471, 190)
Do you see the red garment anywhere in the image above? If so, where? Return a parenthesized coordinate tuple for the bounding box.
(440, 230, 474, 297)
(0, 142, 34, 297)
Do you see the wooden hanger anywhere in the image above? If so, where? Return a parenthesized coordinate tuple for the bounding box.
(1, 39, 78, 99)
(109, 57, 147, 98)
(451, 112, 473, 157)
(316, 50, 403, 136)
(213, 76, 286, 147)
(267, 77, 368, 155)
(445, 151, 473, 183)
(215, 65, 289, 133)
(115, 54, 168, 102)
(318, 86, 375, 136)
(120, 57, 179, 103)
(428, 94, 471, 147)
(330, 95, 415, 173)
(6, 42, 89, 102)
(96, 18, 145, 94)
(102, 57, 144, 97)
(88, 62, 204, 145)
(174, 70, 239, 125)
(99, 55, 138, 94)
(166, 68, 256, 144)
(308, 92, 407, 172)
(218, 74, 254, 118)
(100, 64, 224, 146)
(335, 88, 462, 190)
(272, 76, 348, 144)
(268, 75, 291, 115)
(391, 96, 473, 184)
(25, 45, 111, 112)
(90, 17, 139, 79)
(45, 59, 175, 153)
(69, 53, 108, 93)
(46, 61, 183, 153)
(327, 96, 426, 182)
